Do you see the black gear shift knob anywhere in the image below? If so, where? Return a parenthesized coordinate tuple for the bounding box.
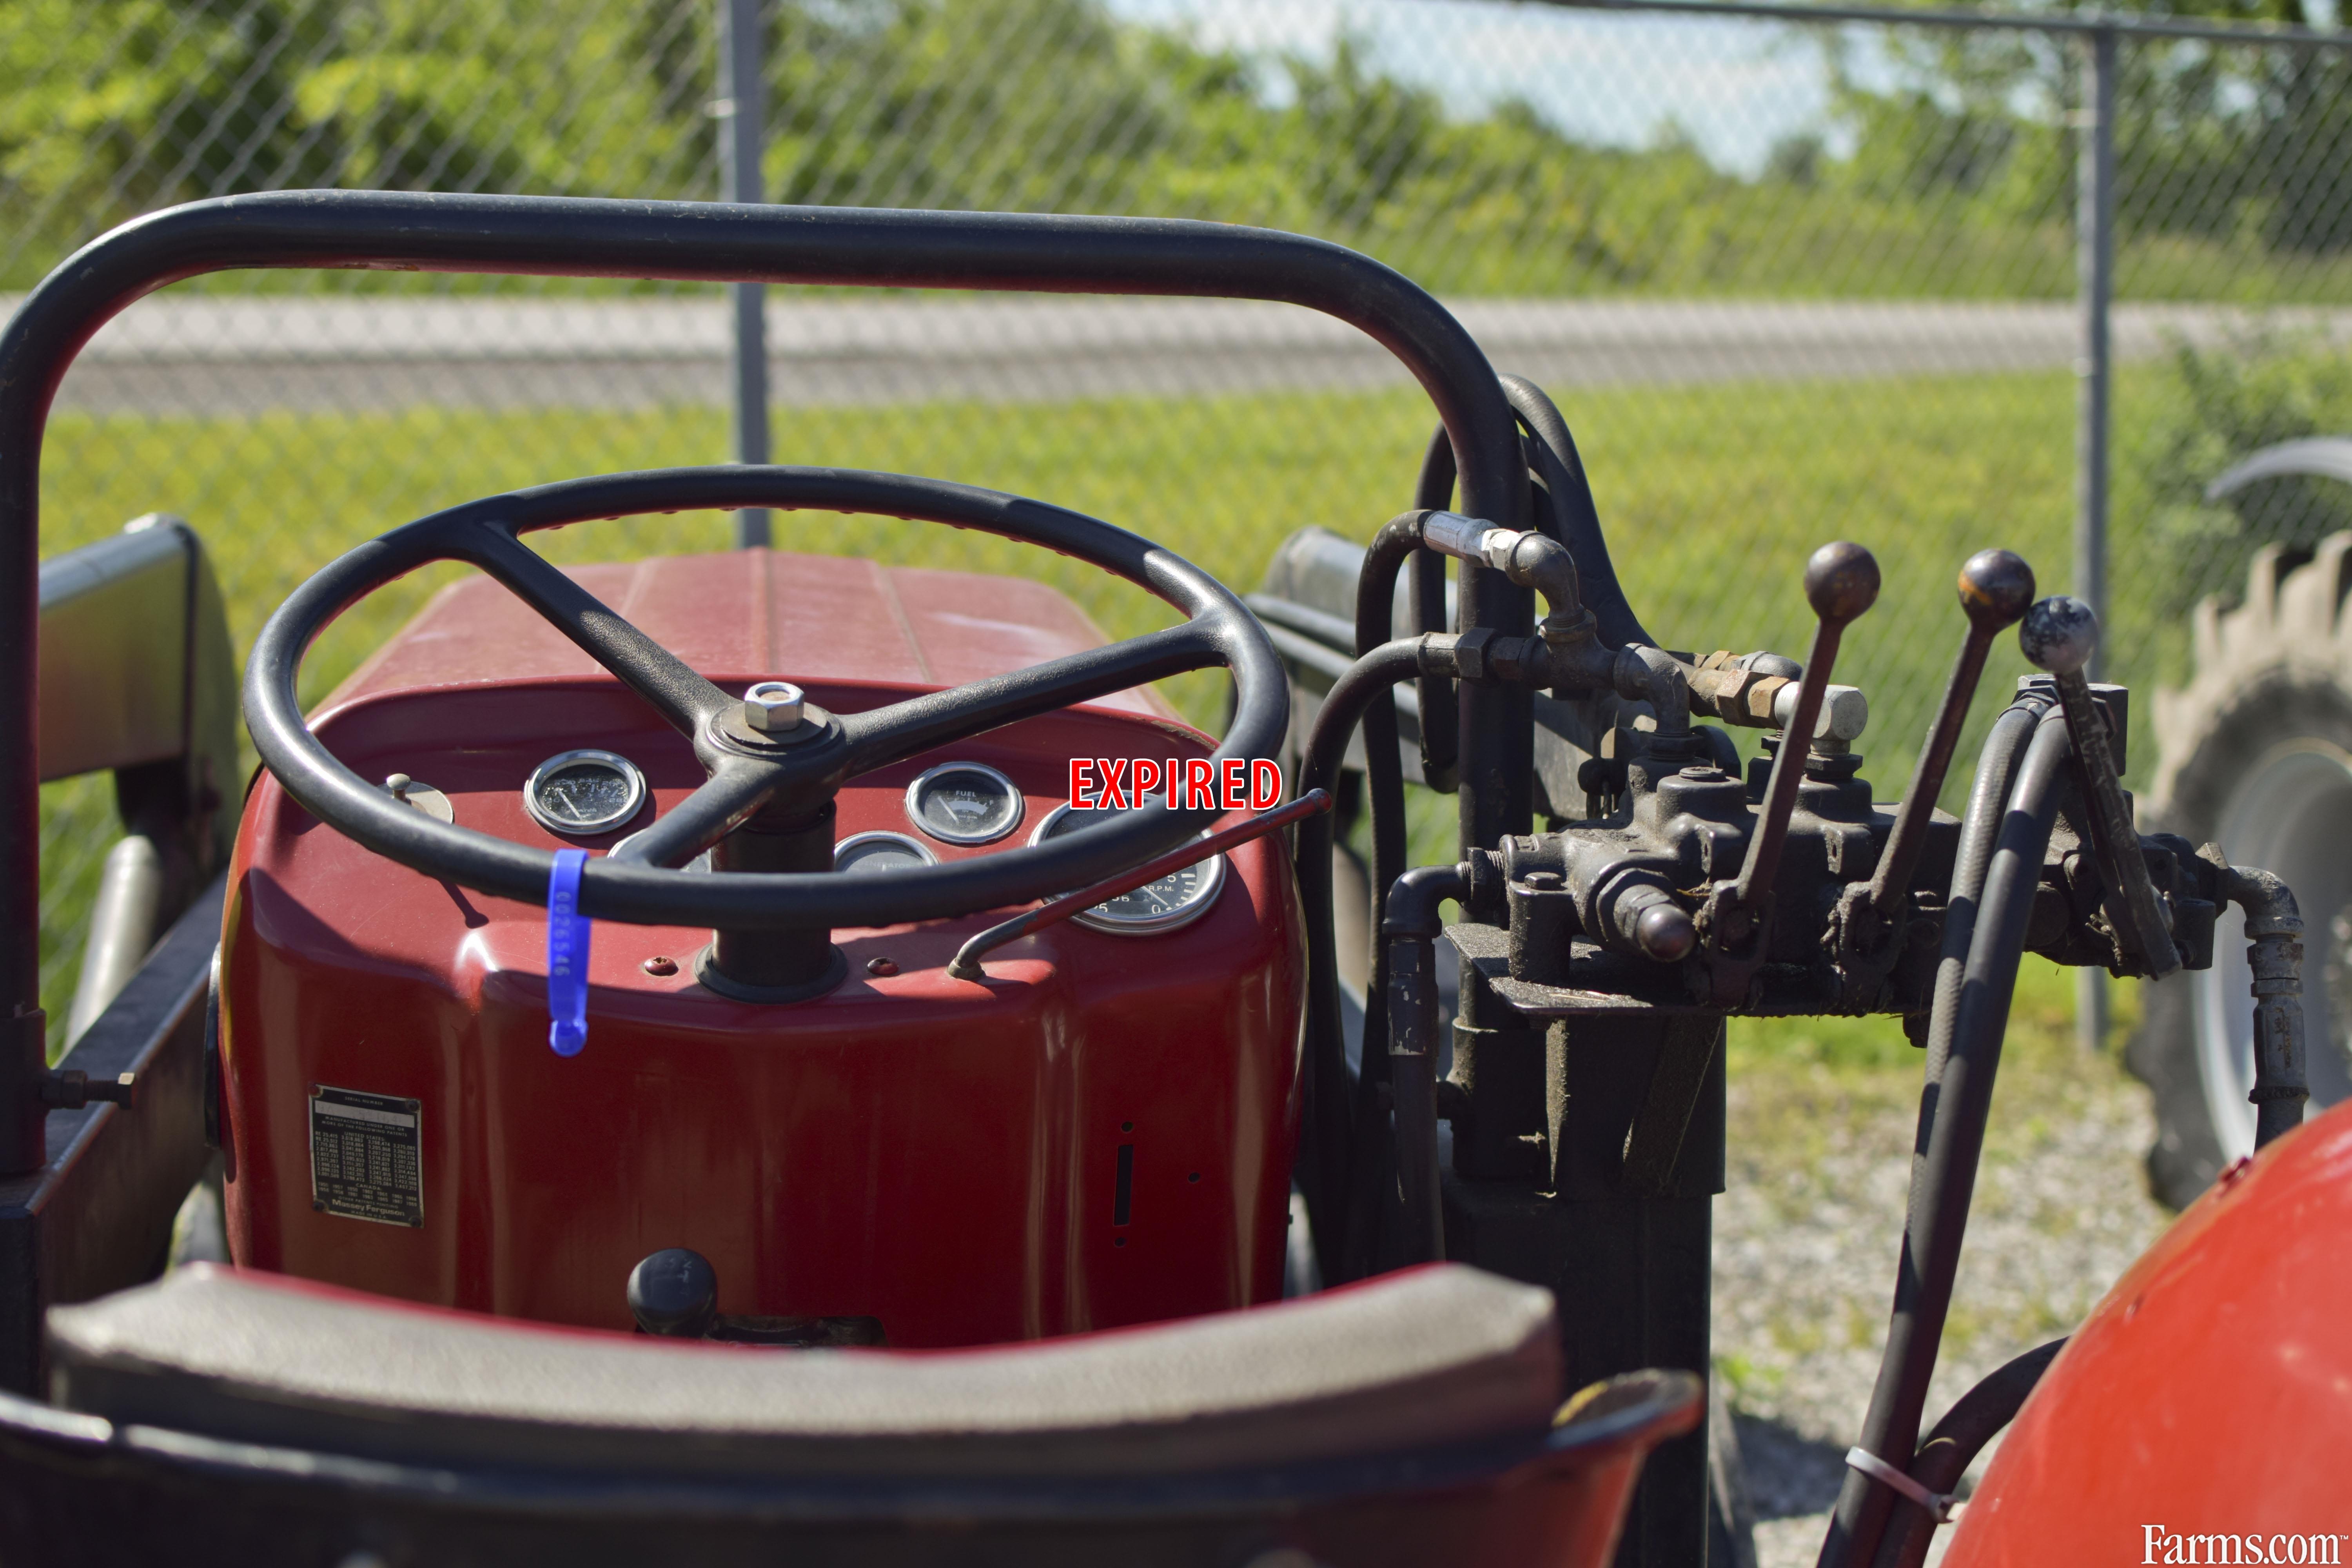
(2020, 595, 2099, 677)
(1957, 549, 2036, 633)
(628, 1247, 719, 1338)
(1804, 541, 1881, 626)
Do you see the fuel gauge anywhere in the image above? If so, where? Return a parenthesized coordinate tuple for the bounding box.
(906, 762, 1025, 846)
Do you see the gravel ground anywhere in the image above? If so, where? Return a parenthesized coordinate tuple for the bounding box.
(1711, 1011, 2172, 1568)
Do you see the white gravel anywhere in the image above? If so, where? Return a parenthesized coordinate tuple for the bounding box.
(1711, 1034, 2171, 1567)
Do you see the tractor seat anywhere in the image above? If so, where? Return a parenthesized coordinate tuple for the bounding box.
(47, 1263, 1563, 1482)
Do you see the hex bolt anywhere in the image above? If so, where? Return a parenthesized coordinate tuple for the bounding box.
(742, 679, 805, 733)
(2020, 595, 2181, 978)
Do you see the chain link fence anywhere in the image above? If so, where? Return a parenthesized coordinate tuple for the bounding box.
(13, 0, 2352, 1035)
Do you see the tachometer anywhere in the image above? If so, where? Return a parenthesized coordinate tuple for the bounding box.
(1030, 802, 1227, 935)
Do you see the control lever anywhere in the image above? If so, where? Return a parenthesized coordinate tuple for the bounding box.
(1704, 542, 1879, 997)
(2020, 597, 2182, 978)
(1862, 550, 2036, 924)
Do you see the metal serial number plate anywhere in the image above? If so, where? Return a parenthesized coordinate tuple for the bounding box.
(309, 1085, 423, 1228)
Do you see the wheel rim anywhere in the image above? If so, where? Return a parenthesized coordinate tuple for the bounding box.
(2192, 739, 2352, 1158)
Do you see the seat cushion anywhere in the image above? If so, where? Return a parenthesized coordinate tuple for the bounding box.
(48, 1263, 1559, 1480)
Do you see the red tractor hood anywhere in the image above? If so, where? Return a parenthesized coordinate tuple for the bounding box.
(329, 548, 1175, 718)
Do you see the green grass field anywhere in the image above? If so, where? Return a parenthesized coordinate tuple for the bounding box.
(36, 364, 2149, 1063)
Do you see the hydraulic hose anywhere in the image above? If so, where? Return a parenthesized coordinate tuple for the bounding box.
(1384, 861, 1468, 1267)
(1823, 706, 2072, 1568)
(1295, 637, 1428, 1279)
(1346, 517, 1433, 1282)
(1873, 1338, 2067, 1568)
(1916, 697, 2050, 1136)
(1412, 428, 1459, 784)
(1498, 373, 1656, 650)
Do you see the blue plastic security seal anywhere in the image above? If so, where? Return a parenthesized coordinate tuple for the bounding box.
(546, 848, 591, 1057)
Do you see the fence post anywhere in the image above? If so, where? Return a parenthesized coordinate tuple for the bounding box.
(719, 0, 771, 549)
(2075, 22, 2117, 1054)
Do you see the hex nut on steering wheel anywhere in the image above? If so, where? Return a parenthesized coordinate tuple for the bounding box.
(744, 681, 805, 733)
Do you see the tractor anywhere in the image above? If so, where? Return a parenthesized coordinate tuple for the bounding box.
(0, 193, 2342, 1566)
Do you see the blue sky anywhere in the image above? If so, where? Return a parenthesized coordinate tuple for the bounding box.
(1106, 0, 1854, 174)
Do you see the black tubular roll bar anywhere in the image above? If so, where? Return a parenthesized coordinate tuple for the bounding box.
(0, 191, 1535, 1174)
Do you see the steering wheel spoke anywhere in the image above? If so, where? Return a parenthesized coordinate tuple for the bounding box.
(839, 621, 1223, 777)
(606, 759, 784, 869)
(456, 523, 735, 739)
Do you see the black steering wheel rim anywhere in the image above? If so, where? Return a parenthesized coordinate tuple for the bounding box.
(243, 466, 1289, 930)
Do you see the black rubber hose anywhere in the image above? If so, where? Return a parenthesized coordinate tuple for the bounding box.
(1822, 706, 2071, 1568)
(1873, 1337, 2067, 1568)
(1383, 860, 1467, 1267)
(1294, 637, 1428, 1279)
(1412, 428, 1459, 785)
(1498, 374, 1655, 650)
(1345, 515, 1434, 1281)
(1917, 697, 2050, 1125)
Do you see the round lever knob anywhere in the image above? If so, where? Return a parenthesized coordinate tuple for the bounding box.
(2020, 595, 2099, 676)
(1957, 549, 2036, 631)
(1804, 541, 1880, 626)
(628, 1247, 719, 1338)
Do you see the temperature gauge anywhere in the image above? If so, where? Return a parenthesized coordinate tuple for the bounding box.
(906, 762, 1025, 846)
(1030, 802, 1227, 935)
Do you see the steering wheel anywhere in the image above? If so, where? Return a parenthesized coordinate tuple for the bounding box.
(244, 466, 1289, 953)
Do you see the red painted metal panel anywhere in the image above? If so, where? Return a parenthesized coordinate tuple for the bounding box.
(1947, 1100, 2352, 1560)
(220, 553, 1297, 1347)
(332, 550, 1174, 719)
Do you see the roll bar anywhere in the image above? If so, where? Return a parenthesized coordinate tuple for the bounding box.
(0, 191, 1532, 1173)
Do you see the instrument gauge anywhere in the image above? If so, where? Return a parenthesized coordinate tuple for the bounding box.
(523, 749, 647, 837)
(906, 762, 1025, 846)
(1030, 802, 1227, 936)
(834, 831, 940, 875)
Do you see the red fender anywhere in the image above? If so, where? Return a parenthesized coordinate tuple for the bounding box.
(1948, 1099, 2352, 1564)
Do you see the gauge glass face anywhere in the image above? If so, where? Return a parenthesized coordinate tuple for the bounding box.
(1033, 803, 1225, 935)
(524, 750, 646, 836)
(835, 833, 937, 876)
(906, 763, 1024, 845)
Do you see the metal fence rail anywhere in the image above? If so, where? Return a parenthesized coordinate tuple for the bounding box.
(10, 0, 2350, 1049)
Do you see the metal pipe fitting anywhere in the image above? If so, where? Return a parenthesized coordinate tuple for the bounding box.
(1614, 644, 1693, 737)
(1420, 513, 1586, 625)
(2200, 851, 2308, 1147)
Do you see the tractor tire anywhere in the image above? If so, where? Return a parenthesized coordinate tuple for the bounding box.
(2136, 534, 2352, 1207)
